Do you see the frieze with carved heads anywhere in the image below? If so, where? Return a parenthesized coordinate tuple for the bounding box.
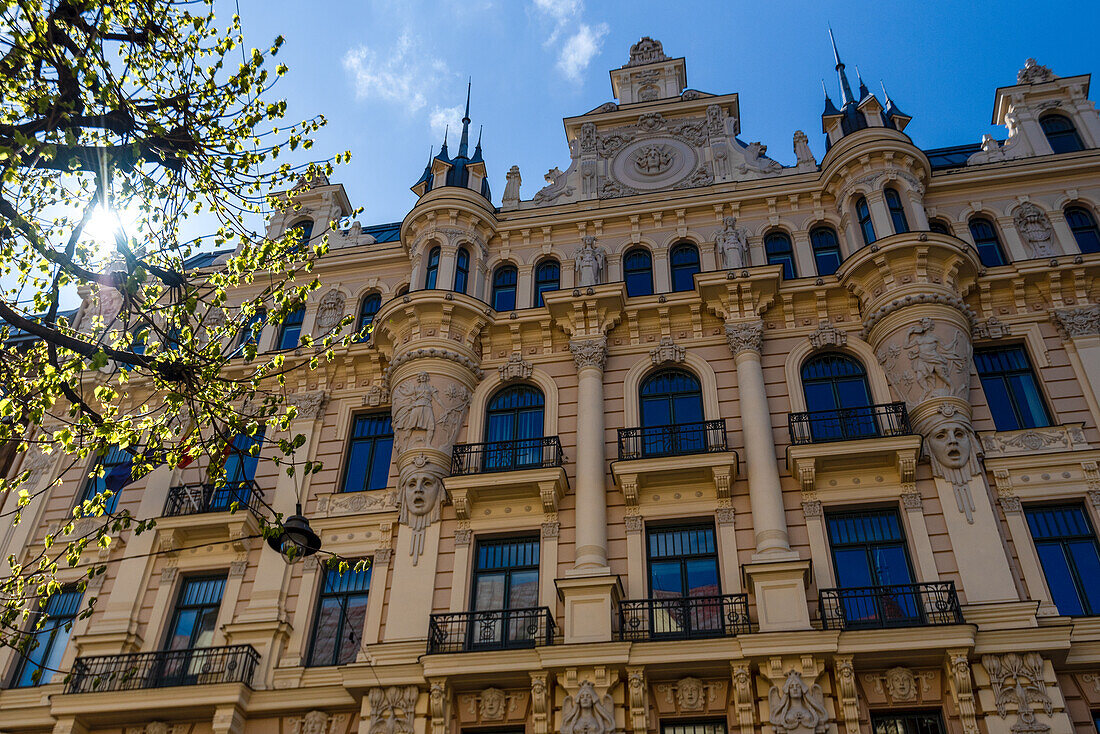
(316, 490, 395, 517)
(456, 688, 530, 727)
(288, 711, 351, 734)
(367, 686, 419, 734)
(980, 423, 1088, 458)
(983, 653, 1054, 734)
(652, 677, 729, 715)
(862, 668, 940, 706)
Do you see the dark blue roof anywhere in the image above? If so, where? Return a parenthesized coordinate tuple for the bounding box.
(362, 222, 401, 243)
(925, 143, 986, 170)
(4, 309, 79, 348)
(184, 249, 234, 269)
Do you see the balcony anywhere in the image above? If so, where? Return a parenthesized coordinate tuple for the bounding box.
(819, 582, 963, 630)
(66, 645, 260, 693)
(618, 594, 751, 641)
(163, 480, 264, 516)
(611, 421, 738, 506)
(788, 403, 912, 445)
(445, 438, 569, 519)
(451, 437, 564, 475)
(427, 607, 556, 654)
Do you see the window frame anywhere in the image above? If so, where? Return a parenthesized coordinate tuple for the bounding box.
(453, 247, 470, 294)
(1065, 205, 1100, 254)
(470, 535, 541, 613)
(340, 412, 394, 493)
(163, 574, 227, 651)
(533, 259, 560, 307)
(669, 242, 701, 292)
(928, 219, 952, 236)
(869, 709, 948, 734)
(623, 247, 654, 297)
(236, 309, 266, 353)
(973, 344, 1052, 431)
(639, 367, 705, 428)
(660, 719, 729, 734)
(289, 218, 314, 253)
(1040, 113, 1085, 154)
(884, 187, 910, 234)
(79, 444, 133, 514)
(763, 231, 797, 279)
(306, 561, 372, 667)
(10, 587, 83, 688)
(825, 507, 917, 589)
(357, 292, 382, 341)
(856, 197, 876, 245)
(968, 216, 1007, 267)
(810, 226, 842, 276)
(276, 304, 305, 351)
(424, 246, 441, 289)
(1024, 503, 1100, 617)
(645, 522, 721, 598)
(491, 264, 518, 311)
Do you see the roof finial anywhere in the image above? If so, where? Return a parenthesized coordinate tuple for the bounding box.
(855, 65, 870, 99)
(828, 26, 855, 106)
(879, 80, 893, 105)
(458, 78, 472, 158)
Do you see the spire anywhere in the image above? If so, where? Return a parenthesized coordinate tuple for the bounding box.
(855, 66, 870, 100)
(457, 78, 472, 158)
(439, 125, 450, 158)
(880, 79, 911, 129)
(828, 26, 855, 106)
(821, 78, 840, 116)
(471, 125, 484, 163)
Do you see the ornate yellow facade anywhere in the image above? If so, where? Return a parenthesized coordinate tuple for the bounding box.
(4, 36, 1100, 734)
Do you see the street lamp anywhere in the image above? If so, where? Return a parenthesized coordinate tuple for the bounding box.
(267, 503, 321, 562)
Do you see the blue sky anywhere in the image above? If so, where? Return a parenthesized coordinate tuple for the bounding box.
(238, 0, 1100, 226)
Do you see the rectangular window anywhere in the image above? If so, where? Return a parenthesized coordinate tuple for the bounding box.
(160, 575, 226, 686)
(645, 523, 722, 637)
(871, 711, 946, 734)
(215, 429, 265, 510)
(826, 509, 918, 626)
(342, 414, 394, 492)
(471, 536, 540, 648)
(1025, 504, 1100, 616)
(308, 562, 372, 667)
(662, 721, 727, 734)
(79, 445, 133, 514)
(12, 588, 82, 687)
(974, 345, 1051, 431)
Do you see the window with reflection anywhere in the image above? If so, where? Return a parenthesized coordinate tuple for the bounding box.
(1025, 504, 1100, 616)
(1040, 113, 1085, 154)
(764, 231, 797, 278)
(471, 536, 540, 647)
(79, 444, 133, 514)
(885, 188, 909, 234)
(810, 226, 842, 276)
(453, 247, 470, 294)
(237, 310, 265, 352)
(162, 576, 226, 684)
(974, 345, 1051, 430)
(647, 524, 722, 636)
(639, 368, 705, 456)
(491, 264, 518, 311)
(276, 305, 304, 350)
(801, 353, 876, 440)
(968, 217, 1007, 266)
(871, 711, 947, 734)
(534, 259, 560, 306)
(341, 414, 393, 493)
(357, 293, 381, 341)
(308, 562, 372, 666)
(623, 248, 654, 297)
(1065, 206, 1100, 254)
(827, 509, 918, 626)
(669, 242, 701, 292)
(289, 219, 313, 252)
(12, 588, 83, 687)
(856, 196, 876, 245)
(424, 246, 441, 289)
(928, 219, 952, 235)
(484, 384, 544, 471)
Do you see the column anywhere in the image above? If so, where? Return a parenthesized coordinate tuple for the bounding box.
(570, 336, 609, 570)
(904, 189, 931, 231)
(865, 191, 893, 239)
(1047, 209, 1078, 255)
(791, 230, 815, 280)
(1053, 306, 1100, 427)
(516, 265, 534, 309)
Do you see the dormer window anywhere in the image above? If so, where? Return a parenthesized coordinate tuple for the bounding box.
(1040, 114, 1084, 154)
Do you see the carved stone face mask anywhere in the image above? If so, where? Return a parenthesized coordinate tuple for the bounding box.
(928, 421, 972, 470)
(403, 471, 441, 517)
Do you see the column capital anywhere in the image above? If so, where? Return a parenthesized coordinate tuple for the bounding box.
(1053, 304, 1100, 339)
(725, 320, 763, 356)
(569, 336, 608, 371)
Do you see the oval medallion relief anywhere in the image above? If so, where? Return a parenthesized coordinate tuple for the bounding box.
(611, 137, 697, 190)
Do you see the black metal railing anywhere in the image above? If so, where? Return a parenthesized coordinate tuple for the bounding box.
(66, 645, 260, 693)
(618, 594, 750, 641)
(427, 607, 556, 654)
(451, 437, 564, 476)
(617, 420, 728, 461)
(788, 402, 911, 445)
(819, 582, 963, 630)
(163, 480, 264, 517)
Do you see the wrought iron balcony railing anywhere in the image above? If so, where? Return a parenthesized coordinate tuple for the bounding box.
(427, 607, 556, 654)
(618, 594, 750, 641)
(163, 480, 264, 517)
(819, 582, 963, 630)
(788, 402, 912, 445)
(451, 437, 564, 476)
(66, 644, 260, 693)
(617, 420, 728, 461)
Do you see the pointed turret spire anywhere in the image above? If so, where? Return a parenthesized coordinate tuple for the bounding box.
(471, 125, 484, 163)
(880, 79, 911, 130)
(821, 78, 840, 116)
(855, 66, 870, 100)
(457, 78, 472, 158)
(828, 26, 855, 106)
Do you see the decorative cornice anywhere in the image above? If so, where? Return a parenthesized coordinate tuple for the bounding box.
(385, 347, 482, 384)
(725, 320, 763, 356)
(860, 293, 977, 339)
(570, 336, 608, 371)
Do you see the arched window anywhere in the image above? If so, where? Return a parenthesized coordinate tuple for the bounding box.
(669, 242, 701, 292)
(884, 188, 909, 234)
(484, 384, 545, 471)
(236, 310, 265, 353)
(623, 248, 653, 297)
(492, 264, 518, 311)
(928, 219, 952, 235)
(856, 197, 876, 245)
(453, 247, 470, 294)
(424, 246, 441, 289)
(810, 226, 842, 276)
(638, 368, 705, 457)
(1040, 114, 1084, 154)
(799, 353, 876, 441)
(1065, 206, 1100, 254)
(357, 293, 381, 341)
(277, 305, 305, 350)
(534, 259, 560, 307)
(968, 217, 1007, 267)
(289, 219, 313, 252)
(764, 231, 797, 279)
(396, 284, 410, 296)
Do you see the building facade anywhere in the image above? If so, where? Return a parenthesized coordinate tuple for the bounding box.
(3, 35, 1100, 734)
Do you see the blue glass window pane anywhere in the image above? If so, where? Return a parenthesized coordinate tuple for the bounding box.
(342, 414, 393, 492)
(764, 232, 797, 279)
(810, 227, 842, 276)
(1041, 114, 1084, 154)
(670, 244, 701, 292)
(975, 346, 1050, 431)
(885, 188, 909, 234)
(624, 249, 653, 297)
(650, 561, 685, 597)
(14, 589, 83, 687)
(1065, 207, 1100, 254)
(310, 563, 371, 666)
(1069, 540, 1100, 612)
(237, 311, 265, 351)
(223, 430, 264, 485)
(639, 369, 702, 428)
(1026, 505, 1100, 616)
(534, 260, 560, 306)
(685, 558, 720, 596)
(357, 293, 381, 341)
(857, 198, 876, 245)
(277, 306, 305, 350)
(290, 219, 313, 252)
(969, 218, 1006, 266)
(424, 247, 440, 289)
(827, 510, 913, 589)
(81, 445, 133, 513)
(454, 248, 470, 294)
(1035, 544, 1085, 615)
(492, 266, 518, 311)
(833, 548, 875, 588)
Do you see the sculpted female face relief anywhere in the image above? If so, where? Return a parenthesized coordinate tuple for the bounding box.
(929, 421, 972, 470)
(403, 470, 441, 517)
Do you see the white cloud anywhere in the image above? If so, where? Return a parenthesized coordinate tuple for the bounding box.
(343, 33, 448, 114)
(556, 23, 608, 82)
(429, 106, 464, 139)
